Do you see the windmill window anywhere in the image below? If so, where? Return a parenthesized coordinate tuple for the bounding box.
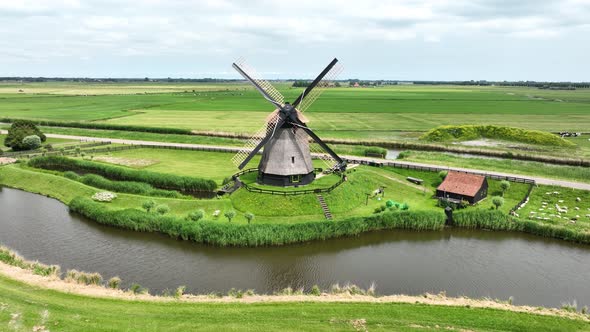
(291, 156, 295, 164)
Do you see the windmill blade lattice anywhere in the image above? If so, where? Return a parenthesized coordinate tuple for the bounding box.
(231, 112, 280, 168)
(297, 63, 343, 113)
(235, 57, 284, 105)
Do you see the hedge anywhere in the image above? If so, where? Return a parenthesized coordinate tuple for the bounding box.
(29, 156, 217, 192)
(0, 118, 192, 136)
(69, 197, 446, 247)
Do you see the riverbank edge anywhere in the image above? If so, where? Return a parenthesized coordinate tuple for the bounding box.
(0, 247, 588, 323)
(1, 166, 589, 246)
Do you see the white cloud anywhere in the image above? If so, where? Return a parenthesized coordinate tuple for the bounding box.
(0, 0, 588, 79)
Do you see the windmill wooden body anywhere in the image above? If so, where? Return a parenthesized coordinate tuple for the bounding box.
(231, 58, 346, 186)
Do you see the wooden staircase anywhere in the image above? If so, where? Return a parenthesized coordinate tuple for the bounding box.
(316, 195, 333, 220)
(217, 178, 243, 195)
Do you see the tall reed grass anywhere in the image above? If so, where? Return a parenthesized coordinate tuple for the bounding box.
(453, 209, 590, 244)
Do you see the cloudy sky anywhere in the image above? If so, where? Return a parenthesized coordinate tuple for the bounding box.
(1, 0, 589, 81)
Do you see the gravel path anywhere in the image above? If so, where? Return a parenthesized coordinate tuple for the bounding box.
(3, 130, 589, 191)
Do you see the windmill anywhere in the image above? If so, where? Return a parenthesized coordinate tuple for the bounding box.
(231, 58, 346, 187)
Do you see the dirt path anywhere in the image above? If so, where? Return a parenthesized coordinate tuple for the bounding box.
(2, 130, 589, 191)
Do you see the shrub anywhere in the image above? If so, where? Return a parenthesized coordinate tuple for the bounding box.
(156, 204, 170, 215)
(397, 150, 411, 159)
(188, 209, 205, 222)
(401, 203, 409, 210)
(224, 210, 236, 222)
(385, 200, 394, 208)
(175, 285, 186, 299)
(244, 212, 254, 224)
(142, 200, 156, 213)
(22, 135, 41, 150)
(500, 180, 511, 196)
(63, 171, 80, 180)
(108, 276, 122, 289)
(130, 283, 145, 294)
(492, 196, 504, 210)
(364, 146, 387, 157)
(310, 285, 321, 296)
(4, 120, 46, 151)
(438, 170, 448, 180)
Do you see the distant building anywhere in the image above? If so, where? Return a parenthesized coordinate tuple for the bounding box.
(436, 171, 488, 204)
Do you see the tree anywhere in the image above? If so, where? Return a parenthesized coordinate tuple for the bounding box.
(5, 120, 46, 151)
(244, 212, 254, 224)
(142, 200, 156, 213)
(492, 196, 504, 210)
(188, 209, 205, 222)
(500, 180, 511, 196)
(224, 210, 236, 222)
(156, 204, 170, 215)
(22, 135, 41, 150)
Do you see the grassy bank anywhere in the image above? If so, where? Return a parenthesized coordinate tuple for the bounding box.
(3, 273, 589, 331)
(0, 245, 589, 332)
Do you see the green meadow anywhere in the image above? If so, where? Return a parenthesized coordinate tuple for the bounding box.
(1, 83, 590, 138)
(2, 274, 587, 332)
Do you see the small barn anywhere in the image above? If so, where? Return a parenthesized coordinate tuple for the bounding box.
(436, 171, 488, 204)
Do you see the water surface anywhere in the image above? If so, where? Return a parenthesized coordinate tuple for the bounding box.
(1, 187, 588, 308)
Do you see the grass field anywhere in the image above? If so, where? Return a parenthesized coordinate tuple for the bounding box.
(399, 151, 590, 184)
(2, 83, 590, 138)
(2, 274, 587, 332)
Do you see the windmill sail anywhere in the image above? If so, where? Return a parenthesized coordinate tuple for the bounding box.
(234, 57, 284, 105)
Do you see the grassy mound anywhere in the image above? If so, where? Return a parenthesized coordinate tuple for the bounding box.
(420, 125, 575, 147)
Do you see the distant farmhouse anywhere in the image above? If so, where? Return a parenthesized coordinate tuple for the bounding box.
(436, 172, 488, 204)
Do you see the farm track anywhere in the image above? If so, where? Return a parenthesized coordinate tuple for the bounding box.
(3, 130, 590, 191)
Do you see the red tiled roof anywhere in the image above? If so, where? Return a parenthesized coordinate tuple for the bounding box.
(437, 171, 485, 197)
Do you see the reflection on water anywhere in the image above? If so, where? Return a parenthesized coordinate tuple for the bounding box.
(1, 187, 589, 308)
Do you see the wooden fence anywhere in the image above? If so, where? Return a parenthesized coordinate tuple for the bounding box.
(235, 168, 346, 196)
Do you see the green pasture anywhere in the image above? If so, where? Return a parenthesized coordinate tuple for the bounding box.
(1, 84, 589, 136)
(520, 185, 590, 231)
(399, 151, 590, 184)
(1, 275, 586, 332)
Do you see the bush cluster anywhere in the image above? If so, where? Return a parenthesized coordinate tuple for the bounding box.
(4, 120, 47, 151)
(29, 156, 217, 192)
(420, 125, 575, 147)
(69, 197, 446, 247)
